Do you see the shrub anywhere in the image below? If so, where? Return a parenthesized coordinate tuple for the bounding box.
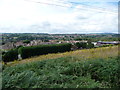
(18, 43, 72, 59)
(86, 43, 94, 49)
(2, 48, 18, 62)
(75, 42, 94, 49)
(23, 40, 30, 44)
(75, 42, 87, 49)
(102, 44, 113, 47)
(2, 51, 6, 55)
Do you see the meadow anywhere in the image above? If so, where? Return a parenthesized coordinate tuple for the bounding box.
(5, 45, 118, 66)
(2, 46, 120, 88)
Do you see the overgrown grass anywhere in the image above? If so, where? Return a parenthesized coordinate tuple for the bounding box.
(3, 56, 120, 88)
(2, 46, 119, 88)
(6, 46, 118, 66)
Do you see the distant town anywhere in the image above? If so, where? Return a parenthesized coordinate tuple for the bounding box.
(1, 33, 120, 51)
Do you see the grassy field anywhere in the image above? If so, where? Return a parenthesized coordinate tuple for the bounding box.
(2, 46, 120, 88)
(5, 46, 118, 66)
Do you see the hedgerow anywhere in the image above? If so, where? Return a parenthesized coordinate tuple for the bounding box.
(75, 42, 94, 49)
(18, 43, 72, 59)
(2, 48, 18, 62)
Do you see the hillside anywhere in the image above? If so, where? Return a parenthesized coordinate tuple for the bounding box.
(6, 46, 118, 66)
(2, 46, 120, 88)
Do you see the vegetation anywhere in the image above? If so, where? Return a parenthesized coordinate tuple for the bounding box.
(2, 44, 119, 88)
(99, 44, 114, 47)
(2, 46, 24, 62)
(2, 48, 18, 62)
(76, 34, 119, 42)
(75, 42, 87, 49)
(23, 40, 30, 44)
(3, 56, 120, 88)
(2, 33, 119, 88)
(2, 43, 71, 62)
(5, 46, 118, 66)
(75, 42, 94, 49)
(2, 33, 119, 44)
(18, 43, 71, 59)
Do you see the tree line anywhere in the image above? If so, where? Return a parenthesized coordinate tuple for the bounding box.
(2, 43, 72, 62)
(2, 42, 95, 62)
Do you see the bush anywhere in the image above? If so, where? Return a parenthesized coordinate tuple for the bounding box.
(75, 42, 87, 49)
(23, 40, 30, 44)
(86, 43, 94, 49)
(2, 48, 18, 62)
(18, 43, 72, 59)
(75, 42, 94, 49)
(2, 51, 6, 55)
(102, 44, 113, 47)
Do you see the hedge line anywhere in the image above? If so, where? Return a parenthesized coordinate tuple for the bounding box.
(2, 48, 18, 62)
(75, 42, 94, 49)
(18, 43, 72, 59)
(2, 43, 71, 62)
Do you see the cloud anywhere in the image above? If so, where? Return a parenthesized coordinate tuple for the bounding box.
(0, 0, 118, 33)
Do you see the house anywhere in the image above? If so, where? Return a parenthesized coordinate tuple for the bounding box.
(96, 41, 119, 46)
(92, 42, 97, 46)
(2, 42, 15, 50)
(15, 41, 25, 47)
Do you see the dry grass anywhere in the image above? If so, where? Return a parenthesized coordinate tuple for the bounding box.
(6, 46, 118, 66)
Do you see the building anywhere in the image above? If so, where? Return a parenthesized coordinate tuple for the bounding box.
(96, 41, 119, 46)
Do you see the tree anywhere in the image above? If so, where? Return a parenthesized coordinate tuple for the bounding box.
(23, 40, 30, 44)
(75, 42, 87, 49)
(44, 39, 49, 42)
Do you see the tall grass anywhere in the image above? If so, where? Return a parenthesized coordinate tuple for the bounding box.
(6, 46, 118, 66)
(2, 46, 120, 88)
(3, 56, 120, 88)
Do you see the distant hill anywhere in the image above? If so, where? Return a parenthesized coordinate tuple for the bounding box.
(88, 32, 117, 35)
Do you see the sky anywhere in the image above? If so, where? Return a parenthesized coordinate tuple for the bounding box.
(0, 0, 119, 34)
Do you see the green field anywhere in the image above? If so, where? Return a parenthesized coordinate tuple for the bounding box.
(2, 46, 120, 88)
